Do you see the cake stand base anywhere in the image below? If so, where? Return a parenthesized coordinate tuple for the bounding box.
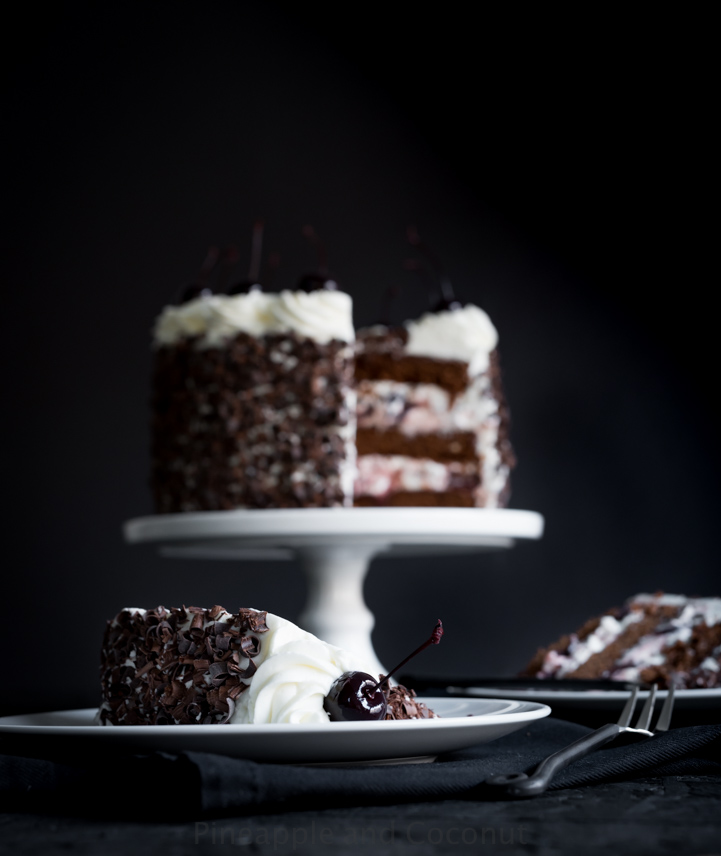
(124, 508, 544, 673)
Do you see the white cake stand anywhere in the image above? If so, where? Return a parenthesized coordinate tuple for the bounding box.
(123, 507, 544, 677)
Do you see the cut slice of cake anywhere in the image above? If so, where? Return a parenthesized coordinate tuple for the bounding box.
(522, 593, 721, 689)
(150, 289, 356, 512)
(98, 606, 437, 725)
(354, 304, 515, 507)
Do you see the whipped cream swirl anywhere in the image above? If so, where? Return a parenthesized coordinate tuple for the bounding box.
(154, 289, 354, 347)
(231, 612, 370, 725)
(405, 304, 498, 375)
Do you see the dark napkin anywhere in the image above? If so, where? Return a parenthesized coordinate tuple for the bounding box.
(2, 718, 720, 818)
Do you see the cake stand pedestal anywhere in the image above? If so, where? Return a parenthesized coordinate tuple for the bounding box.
(124, 508, 544, 677)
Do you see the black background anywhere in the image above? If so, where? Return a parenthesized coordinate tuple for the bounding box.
(3, 3, 718, 715)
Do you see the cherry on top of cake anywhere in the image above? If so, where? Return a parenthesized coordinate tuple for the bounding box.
(296, 225, 339, 293)
(360, 227, 499, 376)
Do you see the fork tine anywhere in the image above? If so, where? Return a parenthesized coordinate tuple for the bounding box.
(634, 684, 657, 731)
(654, 685, 675, 732)
(617, 685, 639, 727)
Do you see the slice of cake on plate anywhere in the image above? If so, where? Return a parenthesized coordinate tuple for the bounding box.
(522, 592, 721, 689)
(98, 606, 437, 724)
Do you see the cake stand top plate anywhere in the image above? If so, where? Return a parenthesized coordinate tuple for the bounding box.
(123, 507, 544, 559)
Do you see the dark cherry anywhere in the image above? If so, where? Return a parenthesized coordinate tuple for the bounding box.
(406, 225, 464, 313)
(297, 272, 338, 292)
(179, 282, 213, 304)
(226, 220, 265, 295)
(226, 281, 263, 295)
(298, 225, 337, 291)
(323, 620, 444, 722)
(176, 246, 219, 304)
(432, 295, 465, 312)
(324, 672, 387, 722)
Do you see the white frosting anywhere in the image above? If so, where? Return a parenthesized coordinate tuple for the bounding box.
(405, 304, 498, 375)
(231, 612, 371, 725)
(269, 290, 354, 345)
(154, 290, 354, 348)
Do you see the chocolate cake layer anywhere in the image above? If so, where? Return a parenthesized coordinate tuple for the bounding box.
(357, 428, 477, 462)
(151, 332, 354, 512)
(356, 351, 470, 397)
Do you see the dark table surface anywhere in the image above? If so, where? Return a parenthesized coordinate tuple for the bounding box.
(2, 705, 720, 856)
(3, 775, 720, 856)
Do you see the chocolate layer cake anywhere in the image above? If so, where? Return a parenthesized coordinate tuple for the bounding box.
(354, 304, 515, 507)
(98, 606, 436, 725)
(522, 593, 721, 689)
(151, 290, 356, 512)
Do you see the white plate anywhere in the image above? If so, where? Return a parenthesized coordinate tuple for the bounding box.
(446, 685, 721, 711)
(0, 698, 550, 764)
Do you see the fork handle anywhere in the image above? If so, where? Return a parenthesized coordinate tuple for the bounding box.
(485, 723, 622, 798)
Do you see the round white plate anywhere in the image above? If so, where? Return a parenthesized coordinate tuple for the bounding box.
(0, 698, 550, 764)
(123, 507, 544, 558)
(446, 685, 721, 711)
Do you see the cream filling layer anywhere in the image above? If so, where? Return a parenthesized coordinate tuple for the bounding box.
(355, 454, 478, 498)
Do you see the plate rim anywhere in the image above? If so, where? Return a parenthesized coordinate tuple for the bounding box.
(0, 697, 552, 734)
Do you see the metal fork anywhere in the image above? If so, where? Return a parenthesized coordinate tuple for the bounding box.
(485, 684, 675, 798)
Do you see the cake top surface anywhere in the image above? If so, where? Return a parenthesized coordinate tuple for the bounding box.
(154, 289, 355, 347)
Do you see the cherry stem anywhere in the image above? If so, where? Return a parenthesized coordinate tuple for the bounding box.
(216, 246, 240, 291)
(406, 225, 454, 304)
(302, 225, 329, 275)
(375, 620, 444, 691)
(263, 251, 280, 291)
(248, 219, 264, 282)
(198, 246, 220, 282)
(378, 283, 401, 326)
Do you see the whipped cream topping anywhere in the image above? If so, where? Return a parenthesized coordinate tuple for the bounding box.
(405, 304, 498, 375)
(154, 290, 354, 347)
(231, 612, 371, 725)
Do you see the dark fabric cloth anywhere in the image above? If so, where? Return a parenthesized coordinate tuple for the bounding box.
(1, 718, 719, 818)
